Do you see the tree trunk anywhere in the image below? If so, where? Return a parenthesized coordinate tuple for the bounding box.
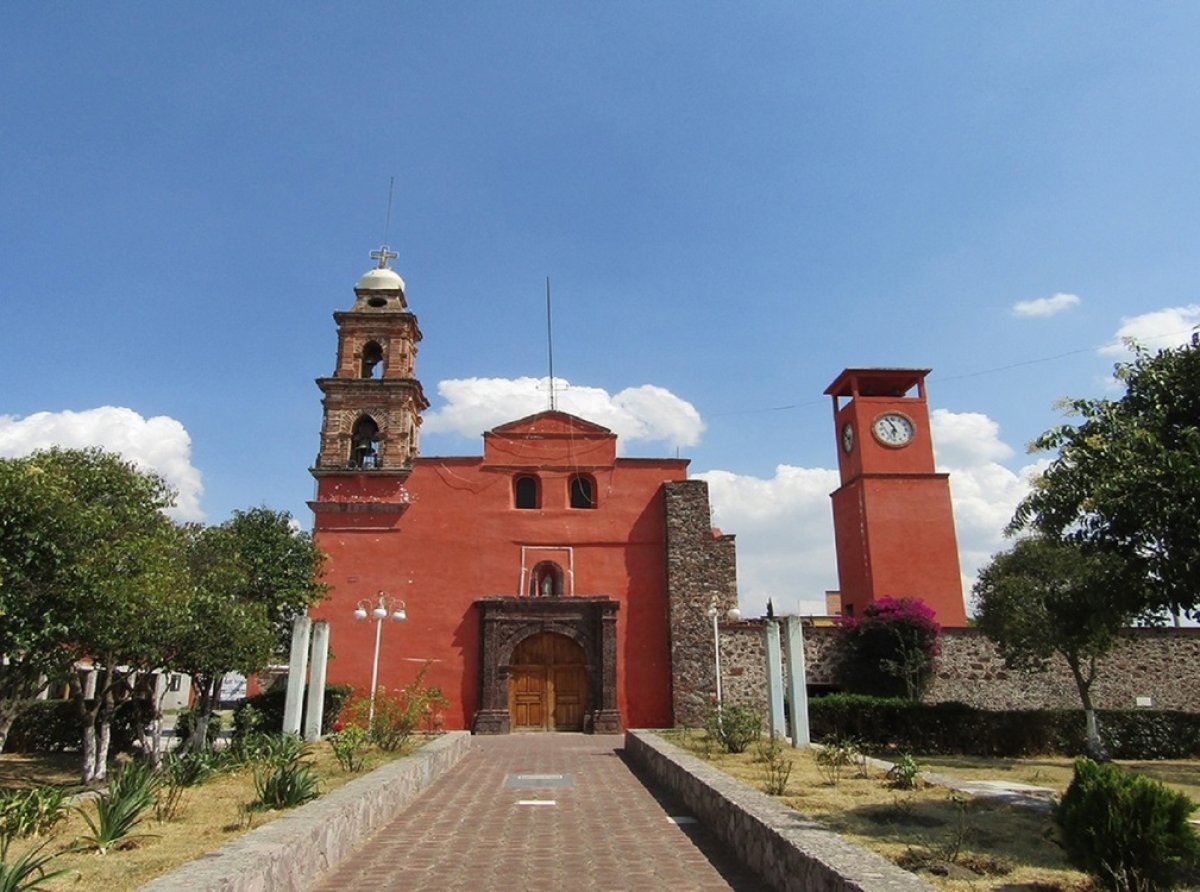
(1066, 653, 1104, 759)
(94, 713, 112, 782)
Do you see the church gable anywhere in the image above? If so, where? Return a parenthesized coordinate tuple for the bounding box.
(483, 411, 617, 467)
(490, 410, 613, 438)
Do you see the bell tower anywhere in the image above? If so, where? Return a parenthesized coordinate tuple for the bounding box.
(825, 368, 967, 626)
(309, 247, 430, 524)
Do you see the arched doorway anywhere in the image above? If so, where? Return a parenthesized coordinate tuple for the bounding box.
(508, 632, 588, 731)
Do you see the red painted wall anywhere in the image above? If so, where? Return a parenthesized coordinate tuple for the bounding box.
(310, 412, 688, 731)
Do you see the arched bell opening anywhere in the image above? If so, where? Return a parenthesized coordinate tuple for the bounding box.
(350, 415, 381, 468)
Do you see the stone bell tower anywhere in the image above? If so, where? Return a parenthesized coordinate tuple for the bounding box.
(309, 247, 430, 522)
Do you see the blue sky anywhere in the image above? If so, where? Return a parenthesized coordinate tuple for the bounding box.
(3, 4, 1199, 616)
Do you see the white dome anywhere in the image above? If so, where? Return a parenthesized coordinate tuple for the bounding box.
(356, 267, 406, 292)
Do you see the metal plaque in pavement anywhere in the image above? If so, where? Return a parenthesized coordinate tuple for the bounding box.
(504, 773, 576, 789)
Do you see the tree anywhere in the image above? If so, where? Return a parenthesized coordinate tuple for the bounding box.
(836, 596, 942, 700)
(170, 509, 326, 752)
(973, 536, 1145, 756)
(170, 524, 276, 754)
(1010, 338, 1200, 621)
(0, 448, 185, 781)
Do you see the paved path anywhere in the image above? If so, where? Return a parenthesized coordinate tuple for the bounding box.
(309, 734, 763, 891)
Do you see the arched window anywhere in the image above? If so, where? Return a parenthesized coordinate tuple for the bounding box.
(569, 474, 596, 509)
(529, 561, 564, 597)
(514, 474, 540, 509)
(360, 341, 385, 379)
(350, 415, 380, 468)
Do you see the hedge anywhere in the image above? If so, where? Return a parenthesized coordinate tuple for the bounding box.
(6, 698, 143, 754)
(809, 694, 1200, 759)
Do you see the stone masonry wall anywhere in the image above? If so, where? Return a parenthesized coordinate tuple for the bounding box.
(664, 480, 739, 728)
(700, 622, 1200, 726)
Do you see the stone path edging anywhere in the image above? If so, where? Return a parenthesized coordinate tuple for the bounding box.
(139, 731, 472, 892)
(625, 730, 937, 892)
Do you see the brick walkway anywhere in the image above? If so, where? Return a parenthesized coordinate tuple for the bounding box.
(309, 734, 764, 891)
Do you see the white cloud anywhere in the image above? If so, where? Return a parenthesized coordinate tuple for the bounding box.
(700, 409, 1034, 620)
(423, 377, 704, 450)
(0, 407, 204, 521)
(698, 465, 840, 618)
(1012, 292, 1081, 318)
(1099, 304, 1200, 357)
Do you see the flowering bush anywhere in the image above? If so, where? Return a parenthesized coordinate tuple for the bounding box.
(836, 597, 941, 700)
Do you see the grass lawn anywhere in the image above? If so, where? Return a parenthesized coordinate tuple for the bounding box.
(660, 730, 1200, 891)
(0, 739, 425, 891)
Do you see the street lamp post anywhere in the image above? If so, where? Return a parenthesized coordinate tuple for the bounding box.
(353, 592, 407, 727)
(707, 600, 742, 713)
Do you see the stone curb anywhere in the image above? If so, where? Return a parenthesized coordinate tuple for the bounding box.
(625, 730, 937, 892)
(139, 731, 472, 892)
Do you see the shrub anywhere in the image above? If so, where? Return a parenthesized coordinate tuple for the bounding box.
(814, 738, 861, 786)
(1054, 757, 1200, 891)
(232, 684, 353, 738)
(327, 725, 369, 772)
(886, 753, 922, 789)
(354, 664, 449, 752)
(706, 705, 761, 754)
(835, 596, 941, 700)
(174, 708, 222, 748)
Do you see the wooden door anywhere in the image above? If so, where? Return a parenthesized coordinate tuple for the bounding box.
(509, 632, 588, 731)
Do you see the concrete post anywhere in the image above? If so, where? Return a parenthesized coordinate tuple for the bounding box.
(764, 619, 786, 739)
(283, 615, 312, 736)
(304, 621, 331, 742)
(783, 615, 810, 747)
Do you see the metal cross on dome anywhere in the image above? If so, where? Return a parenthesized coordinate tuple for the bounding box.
(370, 245, 398, 269)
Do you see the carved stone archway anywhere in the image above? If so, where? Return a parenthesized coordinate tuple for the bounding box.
(473, 597, 621, 734)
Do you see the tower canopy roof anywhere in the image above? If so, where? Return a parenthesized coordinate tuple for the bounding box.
(824, 368, 930, 398)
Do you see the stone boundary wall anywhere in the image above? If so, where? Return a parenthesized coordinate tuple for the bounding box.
(625, 731, 935, 892)
(713, 623, 1200, 718)
(140, 731, 472, 892)
(664, 480, 739, 728)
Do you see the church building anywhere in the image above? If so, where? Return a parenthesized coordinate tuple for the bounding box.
(307, 251, 739, 733)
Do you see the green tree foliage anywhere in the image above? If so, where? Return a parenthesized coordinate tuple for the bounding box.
(171, 511, 326, 753)
(0, 448, 183, 781)
(1010, 338, 1200, 621)
(836, 597, 941, 700)
(223, 508, 328, 657)
(974, 537, 1143, 757)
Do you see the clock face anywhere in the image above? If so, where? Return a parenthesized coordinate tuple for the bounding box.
(841, 422, 854, 454)
(872, 412, 915, 447)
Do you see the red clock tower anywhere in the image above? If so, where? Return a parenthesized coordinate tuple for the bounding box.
(825, 368, 967, 626)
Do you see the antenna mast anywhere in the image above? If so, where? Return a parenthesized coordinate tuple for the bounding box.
(546, 277, 556, 411)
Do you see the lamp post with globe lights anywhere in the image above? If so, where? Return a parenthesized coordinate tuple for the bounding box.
(354, 592, 407, 727)
(707, 600, 742, 713)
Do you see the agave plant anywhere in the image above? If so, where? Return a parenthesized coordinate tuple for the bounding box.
(74, 761, 161, 854)
(0, 838, 71, 892)
(0, 787, 70, 840)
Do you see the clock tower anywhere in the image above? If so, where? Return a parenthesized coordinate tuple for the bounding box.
(825, 368, 967, 626)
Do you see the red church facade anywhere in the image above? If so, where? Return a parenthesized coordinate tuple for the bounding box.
(307, 254, 738, 732)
